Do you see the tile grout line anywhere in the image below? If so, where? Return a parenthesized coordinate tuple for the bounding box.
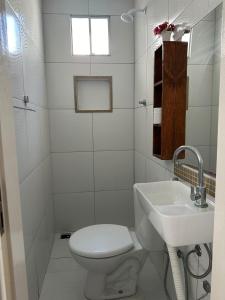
(51, 149, 135, 154)
(45, 61, 134, 65)
(53, 188, 133, 196)
(91, 113, 96, 224)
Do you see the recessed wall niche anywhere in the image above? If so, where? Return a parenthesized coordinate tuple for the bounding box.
(74, 76, 113, 112)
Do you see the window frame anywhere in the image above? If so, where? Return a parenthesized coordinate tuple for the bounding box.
(71, 15, 111, 56)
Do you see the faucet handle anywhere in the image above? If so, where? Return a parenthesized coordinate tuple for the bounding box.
(190, 186, 201, 201)
(190, 186, 195, 201)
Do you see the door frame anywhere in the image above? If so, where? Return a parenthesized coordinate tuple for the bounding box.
(0, 0, 28, 299)
(211, 1, 225, 298)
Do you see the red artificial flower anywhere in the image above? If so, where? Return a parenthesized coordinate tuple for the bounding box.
(153, 22, 175, 35)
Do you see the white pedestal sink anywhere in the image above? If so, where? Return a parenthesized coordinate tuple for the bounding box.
(134, 180, 214, 247)
(134, 180, 214, 300)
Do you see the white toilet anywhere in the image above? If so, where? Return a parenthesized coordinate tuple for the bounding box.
(69, 224, 147, 300)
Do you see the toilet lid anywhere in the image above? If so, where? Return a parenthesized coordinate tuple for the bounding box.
(69, 224, 134, 258)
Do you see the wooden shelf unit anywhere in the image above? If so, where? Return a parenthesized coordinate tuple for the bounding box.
(153, 41, 188, 160)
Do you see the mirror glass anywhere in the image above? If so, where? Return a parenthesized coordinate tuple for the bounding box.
(185, 4, 222, 175)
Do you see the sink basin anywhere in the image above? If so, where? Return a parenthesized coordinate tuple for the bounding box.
(134, 181, 214, 247)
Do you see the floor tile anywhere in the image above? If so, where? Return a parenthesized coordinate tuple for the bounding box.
(40, 271, 86, 300)
(51, 234, 72, 258)
(40, 235, 167, 300)
(47, 258, 86, 274)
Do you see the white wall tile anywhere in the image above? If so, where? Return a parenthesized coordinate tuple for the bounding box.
(26, 250, 39, 300)
(46, 63, 90, 109)
(174, 0, 210, 27)
(209, 146, 217, 172)
(49, 110, 93, 152)
(21, 0, 44, 46)
(189, 20, 215, 65)
(39, 109, 51, 158)
(42, 0, 88, 14)
(93, 109, 133, 151)
(135, 151, 146, 183)
(27, 109, 50, 172)
(135, 12, 148, 61)
(212, 62, 221, 105)
(33, 214, 53, 291)
(7, 0, 21, 17)
(186, 107, 211, 146)
(135, 0, 149, 9)
(145, 105, 153, 158)
(169, 0, 193, 22)
(95, 190, 132, 226)
(209, 0, 223, 11)
(91, 64, 134, 109)
(22, 32, 47, 107)
(6, 3, 24, 101)
(89, 0, 134, 15)
(52, 152, 94, 193)
(203, 10, 216, 21)
(210, 106, 219, 146)
(214, 11, 222, 64)
(147, 0, 169, 18)
(188, 65, 213, 107)
(135, 55, 147, 107)
(94, 151, 134, 191)
(13, 107, 29, 182)
(146, 47, 154, 105)
(26, 109, 42, 172)
(182, 146, 211, 171)
(146, 159, 171, 182)
(135, 107, 146, 155)
(54, 192, 95, 232)
(150, 157, 174, 174)
(20, 159, 50, 256)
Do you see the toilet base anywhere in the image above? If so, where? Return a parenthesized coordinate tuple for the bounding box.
(84, 257, 143, 300)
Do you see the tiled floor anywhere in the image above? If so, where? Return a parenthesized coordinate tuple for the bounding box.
(40, 234, 167, 300)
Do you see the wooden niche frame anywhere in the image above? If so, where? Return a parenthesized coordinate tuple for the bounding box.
(74, 76, 113, 113)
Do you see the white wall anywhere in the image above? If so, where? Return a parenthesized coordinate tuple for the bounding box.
(42, 0, 135, 232)
(210, 6, 222, 171)
(211, 3, 225, 298)
(134, 0, 222, 299)
(6, 0, 54, 299)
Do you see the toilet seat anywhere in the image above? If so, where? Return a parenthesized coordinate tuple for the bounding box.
(69, 224, 134, 259)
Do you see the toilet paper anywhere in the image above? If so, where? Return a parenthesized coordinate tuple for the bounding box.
(153, 108, 162, 124)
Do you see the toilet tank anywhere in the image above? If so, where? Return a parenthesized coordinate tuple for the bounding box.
(133, 184, 164, 252)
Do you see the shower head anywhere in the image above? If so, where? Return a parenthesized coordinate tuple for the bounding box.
(121, 7, 146, 23)
(121, 12, 134, 23)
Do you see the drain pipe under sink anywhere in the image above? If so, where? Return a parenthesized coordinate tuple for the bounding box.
(167, 245, 185, 300)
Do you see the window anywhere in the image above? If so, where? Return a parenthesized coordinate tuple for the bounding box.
(71, 17, 110, 56)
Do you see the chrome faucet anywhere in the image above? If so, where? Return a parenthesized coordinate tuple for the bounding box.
(173, 145, 208, 208)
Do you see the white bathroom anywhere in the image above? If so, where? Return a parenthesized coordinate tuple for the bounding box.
(0, 0, 225, 299)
